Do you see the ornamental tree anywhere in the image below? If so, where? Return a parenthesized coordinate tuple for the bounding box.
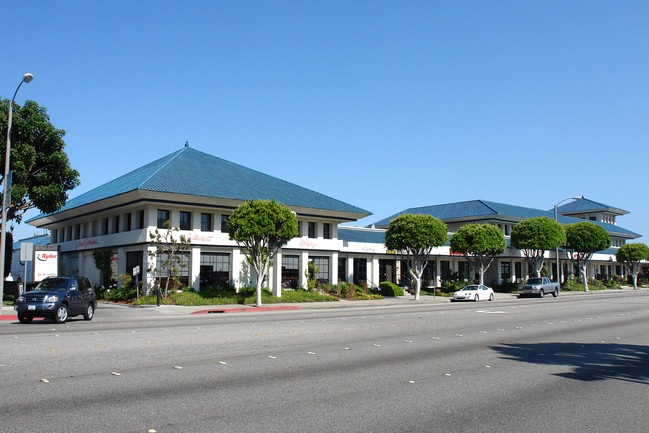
(148, 221, 191, 301)
(450, 224, 507, 286)
(0, 99, 80, 224)
(511, 216, 566, 277)
(616, 243, 649, 290)
(385, 214, 448, 300)
(564, 221, 611, 291)
(228, 200, 299, 306)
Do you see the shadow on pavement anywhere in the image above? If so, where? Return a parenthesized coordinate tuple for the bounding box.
(491, 342, 649, 384)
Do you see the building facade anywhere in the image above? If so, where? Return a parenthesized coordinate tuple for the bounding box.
(25, 147, 644, 292)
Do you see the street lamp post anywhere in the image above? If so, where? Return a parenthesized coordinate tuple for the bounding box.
(554, 196, 582, 286)
(0, 73, 34, 314)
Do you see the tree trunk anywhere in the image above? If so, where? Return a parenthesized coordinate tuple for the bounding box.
(255, 276, 264, 306)
(413, 277, 421, 300)
(581, 265, 589, 291)
(633, 273, 638, 290)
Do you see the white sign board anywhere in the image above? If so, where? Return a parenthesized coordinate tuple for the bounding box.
(34, 251, 58, 281)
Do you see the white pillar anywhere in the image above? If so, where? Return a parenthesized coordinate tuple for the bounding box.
(300, 251, 309, 289)
(191, 247, 201, 291)
(272, 252, 282, 297)
(370, 257, 380, 288)
(146, 246, 157, 293)
(331, 252, 339, 285)
(231, 248, 243, 289)
(347, 257, 354, 283)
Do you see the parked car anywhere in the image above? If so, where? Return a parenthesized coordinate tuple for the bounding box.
(518, 277, 560, 298)
(15, 276, 96, 324)
(452, 284, 495, 302)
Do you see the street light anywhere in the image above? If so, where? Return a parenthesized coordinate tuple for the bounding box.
(554, 195, 582, 286)
(0, 73, 34, 315)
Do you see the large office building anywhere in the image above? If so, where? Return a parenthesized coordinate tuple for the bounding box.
(24, 146, 642, 293)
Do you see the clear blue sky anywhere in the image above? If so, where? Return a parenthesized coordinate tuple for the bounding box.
(5, 0, 648, 241)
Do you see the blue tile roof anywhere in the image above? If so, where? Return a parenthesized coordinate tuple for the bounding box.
(12, 234, 51, 250)
(338, 227, 386, 244)
(373, 199, 640, 238)
(29, 147, 371, 221)
(556, 197, 628, 214)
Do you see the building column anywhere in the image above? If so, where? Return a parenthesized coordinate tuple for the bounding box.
(191, 246, 201, 291)
(231, 248, 243, 289)
(370, 257, 380, 288)
(331, 252, 338, 285)
(272, 251, 282, 297)
(146, 246, 157, 294)
(299, 251, 309, 289)
(347, 257, 354, 283)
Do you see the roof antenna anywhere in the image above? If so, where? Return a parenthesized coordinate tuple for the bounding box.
(184, 141, 189, 148)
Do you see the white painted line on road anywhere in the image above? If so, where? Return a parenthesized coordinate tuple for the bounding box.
(475, 310, 507, 314)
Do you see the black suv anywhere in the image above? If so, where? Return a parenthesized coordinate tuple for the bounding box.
(15, 277, 96, 324)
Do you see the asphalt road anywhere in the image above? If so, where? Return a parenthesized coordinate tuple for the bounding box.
(1, 292, 648, 433)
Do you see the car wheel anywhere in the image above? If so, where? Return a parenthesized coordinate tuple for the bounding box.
(474, 294, 479, 302)
(553, 289, 559, 297)
(18, 313, 33, 324)
(489, 293, 494, 301)
(55, 304, 69, 323)
(83, 303, 94, 321)
(539, 290, 544, 298)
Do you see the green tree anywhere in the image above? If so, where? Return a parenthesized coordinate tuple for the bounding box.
(450, 224, 507, 286)
(511, 216, 566, 277)
(616, 243, 649, 290)
(385, 214, 448, 300)
(92, 248, 115, 289)
(564, 221, 611, 291)
(0, 99, 80, 224)
(228, 200, 299, 306)
(148, 221, 191, 300)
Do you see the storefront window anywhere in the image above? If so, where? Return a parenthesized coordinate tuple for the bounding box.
(282, 255, 300, 288)
(199, 252, 230, 288)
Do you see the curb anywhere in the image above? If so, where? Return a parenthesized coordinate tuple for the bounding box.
(0, 314, 17, 321)
(190, 305, 300, 314)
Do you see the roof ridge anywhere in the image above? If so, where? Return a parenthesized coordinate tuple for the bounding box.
(478, 199, 499, 214)
(137, 147, 187, 189)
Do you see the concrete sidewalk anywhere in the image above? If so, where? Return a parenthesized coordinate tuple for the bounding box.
(2, 285, 646, 321)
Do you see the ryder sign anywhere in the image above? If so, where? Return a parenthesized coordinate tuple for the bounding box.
(34, 251, 58, 281)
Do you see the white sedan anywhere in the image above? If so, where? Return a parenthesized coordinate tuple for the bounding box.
(452, 284, 495, 302)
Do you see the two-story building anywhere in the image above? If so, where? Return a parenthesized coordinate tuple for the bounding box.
(25, 146, 643, 291)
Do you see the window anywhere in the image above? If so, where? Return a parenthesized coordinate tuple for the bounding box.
(157, 209, 170, 228)
(74, 224, 81, 240)
(102, 218, 109, 236)
(139, 210, 145, 229)
(179, 211, 192, 230)
(501, 262, 511, 282)
(311, 257, 330, 284)
(282, 255, 300, 289)
(353, 258, 366, 286)
(201, 213, 213, 232)
(308, 222, 316, 239)
(155, 252, 190, 286)
(199, 253, 230, 288)
(126, 213, 132, 231)
(589, 216, 596, 221)
(440, 261, 451, 278)
(114, 215, 120, 233)
(323, 223, 331, 239)
(221, 215, 229, 233)
(338, 257, 347, 283)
